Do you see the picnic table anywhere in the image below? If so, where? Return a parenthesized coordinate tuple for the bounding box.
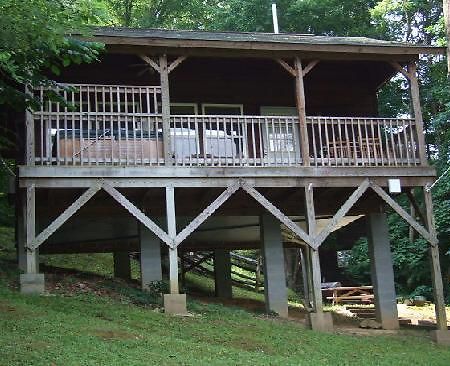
(323, 285, 374, 305)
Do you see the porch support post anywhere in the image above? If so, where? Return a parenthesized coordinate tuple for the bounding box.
(163, 186, 187, 315)
(300, 247, 312, 309)
(423, 188, 449, 344)
(304, 185, 333, 332)
(113, 252, 131, 280)
(139, 223, 163, 289)
(214, 249, 233, 299)
(367, 212, 399, 330)
(159, 54, 173, 165)
(407, 62, 427, 165)
(260, 213, 288, 318)
(17, 193, 27, 271)
(20, 185, 44, 294)
(294, 57, 310, 166)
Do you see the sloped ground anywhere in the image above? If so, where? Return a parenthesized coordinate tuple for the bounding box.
(1, 226, 450, 365)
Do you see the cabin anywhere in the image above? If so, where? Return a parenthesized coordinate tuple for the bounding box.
(16, 27, 449, 340)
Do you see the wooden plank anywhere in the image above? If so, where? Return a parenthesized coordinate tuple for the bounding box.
(315, 179, 370, 247)
(370, 182, 432, 243)
(423, 187, 448, 330)
(29, 184, 101, 250)
(140, 55, 160, 73)
(294, 58, 310, 166)
(275, 58, 297, 77)
(25, 185, 37, 273)
(19, 165, 437, 179)
(174, 180, 240, 246)
(159, 54, 172, 164)
(408, 63, 427, 165)
(405, 189, 426, 226)
(389, 61, 411, 79)
(25, 97, 35, 166)
(103, 182, 172, 246)
(168, 56, 187, 73)
(241, 181, 313, 247)
(302, 60, 319, 77)
(304, 184, 323, 312)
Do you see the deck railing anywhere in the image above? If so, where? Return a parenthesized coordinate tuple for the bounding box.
(28, 84, 422, 168)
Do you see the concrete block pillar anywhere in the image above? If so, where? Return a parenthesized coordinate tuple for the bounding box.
(260, 213, 288, 318)
(214, 249, 232, 299)
(367, 212, 399, 330)
(113, 251, 131, 280)
(139, 225, 162, 290)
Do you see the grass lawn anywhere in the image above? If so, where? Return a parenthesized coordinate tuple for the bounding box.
(1, 226, 450, 365)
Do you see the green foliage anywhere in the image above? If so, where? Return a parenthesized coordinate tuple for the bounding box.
(0, 0, 104, 150)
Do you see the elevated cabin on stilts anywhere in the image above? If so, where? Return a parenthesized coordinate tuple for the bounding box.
(15, 27, 449, 341)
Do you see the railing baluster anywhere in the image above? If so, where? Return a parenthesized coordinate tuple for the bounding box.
(376, 120, 384, 166)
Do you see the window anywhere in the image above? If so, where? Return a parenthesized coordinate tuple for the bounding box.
(171, 103, 198, 115)
(260, 106, 299, 158)
(202, 104, 243, 115)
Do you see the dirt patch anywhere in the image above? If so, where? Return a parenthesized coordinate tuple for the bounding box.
(229, 338, 275, 354)
(91, 329, 141, 341)
(0, 300, 28, 320)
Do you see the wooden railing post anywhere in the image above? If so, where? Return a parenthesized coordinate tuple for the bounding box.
(159, 54, 173, 165)
(294, 58, 310, 166)
(25, 87, 35, 166)
(407, 62, 427, 165)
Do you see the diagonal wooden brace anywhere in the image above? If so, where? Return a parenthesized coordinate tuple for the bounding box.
(241, 181, 314, 248)
(173, 180, 241, 247)
(102, 182, 173, 247)
(28, 184, 102, 250)
(370, 182, 434, 245)
(314, 179, 370, 248)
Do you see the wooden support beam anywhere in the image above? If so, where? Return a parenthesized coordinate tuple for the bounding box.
(25, 99, 35, 166)
(241, 181, 313, 247)
(166, 186, 179, 294)
(174, 180, 240, 247)
(370, 182, 433, 244)
(26, 185, 37, 273)
(168, 56, 187, 73)
(315, 179, 370, 247)
(302, 60, 319, 77)
(406, 189, 426, 227)
(159, 54, 172, 164)
(304, 185, 323, 313)
(294, 57, 311, 166)
(29, 184, 101, 250)
(102, 183, 172, 246)
(408, 62, 428, 165)
(389, 61, 411, 79)
(140, 55, 160, 73)
(423, 187, 448, 330)
(275, 59, 297, 77)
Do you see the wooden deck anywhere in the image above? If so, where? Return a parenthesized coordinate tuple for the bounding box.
(28, 83, 422, 169)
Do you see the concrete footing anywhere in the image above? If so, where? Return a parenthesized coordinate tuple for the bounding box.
(306, 312, 334, 332)
(163, 294, 188, 315)
(20, 273, 45, 294)
(431, 330, 450, 346)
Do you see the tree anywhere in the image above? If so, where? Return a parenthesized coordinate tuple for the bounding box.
(0, 0, 103, 151)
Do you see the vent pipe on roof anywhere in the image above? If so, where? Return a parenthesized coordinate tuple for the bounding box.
(272, 3, 279, 34)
